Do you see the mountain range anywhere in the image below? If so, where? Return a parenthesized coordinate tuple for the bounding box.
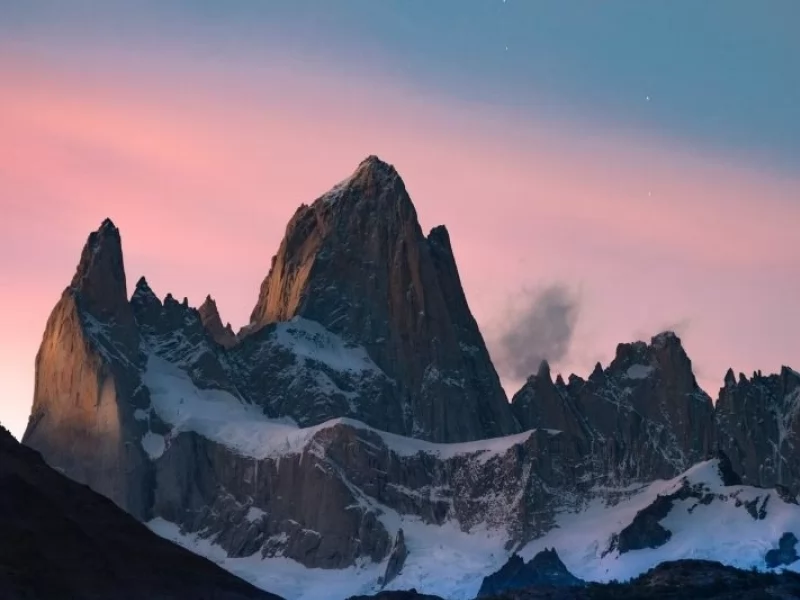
(16, 156, 800, 599)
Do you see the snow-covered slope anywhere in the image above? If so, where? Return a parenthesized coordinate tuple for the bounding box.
(142, 352, 536, 463)
(520, 459, 800, 581)
(149, 458, 800, 600)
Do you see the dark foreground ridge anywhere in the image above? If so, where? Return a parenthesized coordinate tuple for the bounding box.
(0, 424, 282, 600)
(349, 559, 800, 600)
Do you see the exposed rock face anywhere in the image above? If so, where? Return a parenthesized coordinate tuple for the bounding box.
(715, 367, 800, 491)
(512, 332, 716, 483)
(199, 295, 238, 348)
(245, 156, 519, 443)
(0, 424, 281, 600)
(765, 532, 799, 568)
(477, 549, 583, 598)
(23, 220, 153, 520)
(381, 529, 408, 587)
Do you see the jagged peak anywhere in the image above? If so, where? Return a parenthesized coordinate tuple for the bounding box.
(724, 368, 736, 387)
(567, 373, 584, 387)
(99, 217, 118, 231)
(537, 359, 552, 380)
(651, 330, 681, 348)
(353, 154, 398, 180)
(590, 361, 604, 380)
(198, 294, 237, 348)
(427, 224, 451, 244)
(782, 366, 800, 381)
(199, 294, 219, 314)
(554, 374, 566, 387)
(130, 275, 160, 306)
(69, 218, 129, 320)
(315, 155, 409, 213)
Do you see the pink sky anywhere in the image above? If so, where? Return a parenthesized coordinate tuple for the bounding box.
(2, 55, 799, 439)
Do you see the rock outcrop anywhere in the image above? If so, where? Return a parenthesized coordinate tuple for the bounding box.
(765, 532, 799, 568)
(381, 529, 408, 587)
(477, 549, 583, 598)
(0, 424, 281, 600)
(199, 295, 238, 348)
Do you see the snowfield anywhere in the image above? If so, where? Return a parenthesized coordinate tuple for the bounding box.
(520, 459, 800, 583)
(141, 352, 539, 463)
(148, 457, 800, 600)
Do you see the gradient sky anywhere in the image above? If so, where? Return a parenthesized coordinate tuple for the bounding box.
(1, 1, 799, 439)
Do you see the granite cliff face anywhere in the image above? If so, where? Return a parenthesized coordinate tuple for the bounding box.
(23, 220, 154, 520)
(245, 156, 519, 443)
(19, 156, 800, 599)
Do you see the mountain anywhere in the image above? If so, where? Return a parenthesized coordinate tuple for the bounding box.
(19, 156, 800, 599)
(244, 155, 518, 443)
(0, 423, 281, 600)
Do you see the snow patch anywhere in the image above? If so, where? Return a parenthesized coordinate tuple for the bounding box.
(625, 364, 654, 380)
(141, 431, 166, 460)
(273, 317, 383, 376)
(246, 507, 267, 523)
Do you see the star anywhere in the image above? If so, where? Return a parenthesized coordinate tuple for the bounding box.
(646, 95, 651, 102)
(505, 46, 508, 51)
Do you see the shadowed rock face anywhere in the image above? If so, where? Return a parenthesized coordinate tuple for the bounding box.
(380, 529, 408, 587)
(245, 156, 519, 443)
(0, 424, 281, 600)
(715, 367, 800, 492)
(512, 332, 716, 483)
(477, 549, 583, 598)
(765, 532, 799, 568)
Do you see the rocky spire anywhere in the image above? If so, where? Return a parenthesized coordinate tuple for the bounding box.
(244, 155, 518, 442)
(24, 219, 150, 519)
(69, 218, 131, 323)
(198, 295, 237, 349)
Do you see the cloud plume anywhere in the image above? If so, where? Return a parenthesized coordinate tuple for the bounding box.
(492, 284, 580, 380)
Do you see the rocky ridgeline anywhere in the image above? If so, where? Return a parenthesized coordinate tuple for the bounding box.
(22, 156, 800, 579)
